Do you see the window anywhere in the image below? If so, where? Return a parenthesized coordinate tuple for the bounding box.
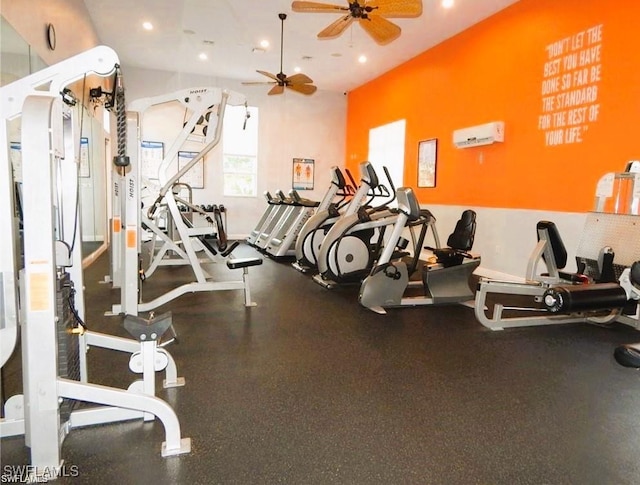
(368, 119, 406, 192)
(223, 105, 258, 197)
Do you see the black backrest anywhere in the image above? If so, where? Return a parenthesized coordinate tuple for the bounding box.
(447, 210, 476, 251)
(537, 220, 567, 269)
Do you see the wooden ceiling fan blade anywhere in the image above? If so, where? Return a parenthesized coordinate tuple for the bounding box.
(257, 69, 280, 81)
(318, 15, 354, 39)
(365, 0, 423, 18)
(286, 73, 314, 85)
(242, 81, 277, 85)
(268, 84, 286, 95)
(291, 1, 349, 13)
(288, 83, 318, 95)
(359, 15, 401, 45)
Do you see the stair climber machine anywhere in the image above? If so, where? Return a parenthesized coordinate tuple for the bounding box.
(359, 189, 481, 314)
(265, 166, 352, 258)
(249, 190, 295, 250)
(259, 189, 316, 255)
(292, 161, 380, 274)
(246, 191, 280, 246)
(312, 165, 398, 289)
(109, 87, 262, 318)
(0, 46, 190, 481)
(475, 168, 640, 331)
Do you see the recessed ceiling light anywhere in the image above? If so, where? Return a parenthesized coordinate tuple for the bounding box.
(294, 67, 301, 73)
(442, 0, 454, 8)
(260, 39, 269, 48)
(142, 21, 153, 31)
(358, 55, 367, 63)
(198, 52, 208, 60)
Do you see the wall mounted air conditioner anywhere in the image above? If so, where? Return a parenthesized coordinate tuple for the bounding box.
(453, 121, 504, 148)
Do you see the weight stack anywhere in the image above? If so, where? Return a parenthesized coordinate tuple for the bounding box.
(56, 272, 81, 422)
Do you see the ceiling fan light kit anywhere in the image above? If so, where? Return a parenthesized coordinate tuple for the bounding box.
(291, 0, 423, 45)
(242, 13, 317, 96)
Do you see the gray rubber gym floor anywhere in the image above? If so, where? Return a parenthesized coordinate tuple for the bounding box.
(3, 242, 640, 484)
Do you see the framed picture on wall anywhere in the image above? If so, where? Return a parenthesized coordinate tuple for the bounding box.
(292, 158, 314, 190)
(79, 137, 90, 178)
(417, 138, 437, 188)
(140, 141, 164, 180)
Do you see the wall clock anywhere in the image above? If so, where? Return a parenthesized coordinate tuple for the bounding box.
(46, 23, 56, 51)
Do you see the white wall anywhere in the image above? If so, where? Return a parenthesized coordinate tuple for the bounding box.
(1, 1, 589, 280)
(423, 204, 586, 279)
(1, 0, 99, 65)
(123, 66, 348, 238)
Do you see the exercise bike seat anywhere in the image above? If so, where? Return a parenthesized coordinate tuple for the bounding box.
(433, 210, 476, 267)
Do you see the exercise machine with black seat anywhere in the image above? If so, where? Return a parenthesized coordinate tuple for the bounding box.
(475, 169, 640, 331)
(360, 198, 481, 314)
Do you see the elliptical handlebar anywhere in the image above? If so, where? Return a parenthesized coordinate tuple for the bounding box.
(365, 165, 396, 211)
(345, 168, 358, 191)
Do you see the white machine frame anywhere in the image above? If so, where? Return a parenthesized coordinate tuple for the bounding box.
(0, 47, 190, 480)
(475, 171, 640, 331)
(292, 161, 380, 274)
(109, 87, 261, 317)
(312, 166, 396, 288)
(262, 167, 350, 258)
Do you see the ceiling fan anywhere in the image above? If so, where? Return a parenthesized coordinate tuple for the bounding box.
(243, 13, 317, 96)
(291, 0, 423, 45)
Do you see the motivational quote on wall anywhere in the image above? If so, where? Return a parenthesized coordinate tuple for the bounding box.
(538, 24, 603, 146)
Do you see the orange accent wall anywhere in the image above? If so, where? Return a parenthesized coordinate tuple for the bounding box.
(346, 0, 640, 212)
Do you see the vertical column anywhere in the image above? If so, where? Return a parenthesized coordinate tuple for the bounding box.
(121, 113, 140, 315)
(21, 95, 63, 471)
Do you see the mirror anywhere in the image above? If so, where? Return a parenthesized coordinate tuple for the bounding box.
(0, 16, 46, 86)
(1, 15, 110, 267)
(78, 103, 109, 265)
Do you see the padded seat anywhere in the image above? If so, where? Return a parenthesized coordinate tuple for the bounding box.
(226, 257, 263, 270)
(432, 210, 476, 267)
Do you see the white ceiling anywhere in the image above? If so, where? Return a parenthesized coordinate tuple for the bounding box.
(82, 0, 520, 93)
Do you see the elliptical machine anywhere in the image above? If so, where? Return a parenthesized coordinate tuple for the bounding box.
(292, 161, 379, 273)
(312, 166, 398, 288)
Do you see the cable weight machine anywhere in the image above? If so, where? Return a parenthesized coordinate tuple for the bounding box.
(0, 46, 190, 481)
